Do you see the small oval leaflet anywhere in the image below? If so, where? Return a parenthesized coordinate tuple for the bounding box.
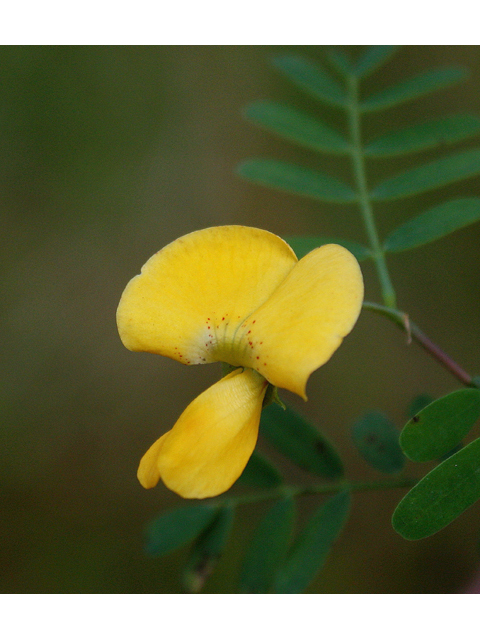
(273, 491, 351, 593)
(236, 450, 283, 489)
(392, 437, 480, 540)
(400, 388, 480, 462)
(352, 411, 405, 474)
(372, 147, 480, 201)
(244, 100, 350, 155)
(183, 503, 235, 593)
(260, 403, 344, 479)
(239, 496, 295, 593)
(384, 198, 480, 253)
(145, 503, 219, 557)
(361, 66, 467, 112)
(237, 158, 356, 204)
(272, 54, 347, 108)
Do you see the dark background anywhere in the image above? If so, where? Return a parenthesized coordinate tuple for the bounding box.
(2, 45, 480, 593)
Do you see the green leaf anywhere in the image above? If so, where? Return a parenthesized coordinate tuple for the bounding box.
(273, 491, 350, 593)
(365, 114, 480, 157)
(244, 100, 350, 155)
(407, 394, 435, 418)
(327, 49, 353, 76)
(400, 389, 480, 462)
(361, 67, 468, 112)
(384, 198, 480, 252)
(237, 159, 356, 204)
(236, 450, 283, 489)
(392, 437, 480, 540)
(285, 235, 371, 261)
(183, 504, 235, 593)
(272, 54, 347, 108)
(372, 148, 480, 201)
(352, 411, 405, 474)
(353, 45, 399, 78)
(239, 496, 295, 593)
(145, 504, 218, 557)
(261, 403, 344, 479)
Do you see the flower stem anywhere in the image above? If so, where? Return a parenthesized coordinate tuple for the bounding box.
(363, 301, 475, 387)
(346, 73, 397, 309)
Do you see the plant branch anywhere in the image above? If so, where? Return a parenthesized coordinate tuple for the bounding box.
(229, 476, 417, 507)
(346, 74, 397, 309)
(363, 301, 474, 387)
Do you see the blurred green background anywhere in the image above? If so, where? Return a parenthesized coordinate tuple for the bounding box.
(2, 45, 480, 593)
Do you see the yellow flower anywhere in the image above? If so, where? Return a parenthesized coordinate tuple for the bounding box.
(117, 226, 363, 499)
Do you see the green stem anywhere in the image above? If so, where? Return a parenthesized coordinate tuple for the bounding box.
(228, 477, 416, 507)
(346, 74, 397, 309)
(363, 301, 474, 387)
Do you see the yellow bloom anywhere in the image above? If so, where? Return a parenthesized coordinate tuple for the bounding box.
(117, 226, 364, 499)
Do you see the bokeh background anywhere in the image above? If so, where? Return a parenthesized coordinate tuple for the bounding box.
(2, 45, 480, 593)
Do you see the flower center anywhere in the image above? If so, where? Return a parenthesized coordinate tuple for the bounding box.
(200, 313, 267, 373)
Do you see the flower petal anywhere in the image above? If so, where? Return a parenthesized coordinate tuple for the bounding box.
(137, 368, 268, 499)
(235, 244, 364, 398)
(117, 226, 297, 366)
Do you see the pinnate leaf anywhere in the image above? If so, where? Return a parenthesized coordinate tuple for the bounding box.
(244, 100, 350, 154)
(372, 148, 480, 201)
(273, 491, 351, 593)
(239, 496, 295, 593)
(236, 450, 283, 488)
(285, 235, 371, 261)
(353, 45, 399, 78)
(183, 504, 235, 592)
(400, 389, 480, 462)
(352, 411, 405, 474)
(145, 503, 218, 557)
(392, 437, 480, 540)
(361, 67, 467, 112)
(384, 198, 480, 252)
(261, 403, 344, 479)
(272, 54, 347, 108)
(237, 158, 356, 203)
(365, 114, 480, 157)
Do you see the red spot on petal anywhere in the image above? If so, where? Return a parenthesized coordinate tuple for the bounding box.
(252, 320, 256, 324)
(256, 356, 260, 359)
(222, 317, 225, 321)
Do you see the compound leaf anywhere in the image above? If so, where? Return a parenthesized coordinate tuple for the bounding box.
(273, 491, 351, 593)
(361, 67, 468, 112)
(384, 198, 480, 252)
(400, 389, 480, 462)
(237, 158, 356, 203)
(372, 147, 480, 200)
(392, 437, 480, 540)
(244, 100, 350, 155)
